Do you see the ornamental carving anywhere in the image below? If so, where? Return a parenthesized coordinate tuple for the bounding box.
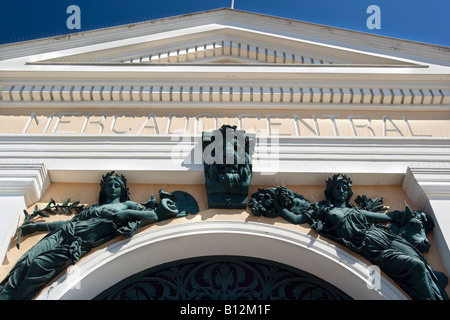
(96, 256, 351, 300)
(202, 125, 254, 208)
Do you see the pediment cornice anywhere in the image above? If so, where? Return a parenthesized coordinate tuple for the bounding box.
(1, 8, 449, 66)
(2, 8, 449, 71)
(20, 26, 419, 67)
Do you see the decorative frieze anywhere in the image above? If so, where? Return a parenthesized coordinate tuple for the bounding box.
(2, 84, 449, 105)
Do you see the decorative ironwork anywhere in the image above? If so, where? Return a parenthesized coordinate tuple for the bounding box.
(96, 256, 351, 300)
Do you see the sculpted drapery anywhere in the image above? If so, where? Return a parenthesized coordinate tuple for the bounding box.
(1, 170, 448, 300)
(0, 172, 198, 300)
(249, 174, 449, 300)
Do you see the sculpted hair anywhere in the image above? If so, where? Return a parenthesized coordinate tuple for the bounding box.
(249, 188, 278, 218)
(276, 186, 294, 209)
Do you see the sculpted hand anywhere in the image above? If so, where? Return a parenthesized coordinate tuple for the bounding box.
(387, 207, 412, 225)
(20, 222, 38, 235)
(112, 211, 129, 224)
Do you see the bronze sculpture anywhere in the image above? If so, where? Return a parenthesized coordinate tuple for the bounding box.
(202, 125, 254, 208)
(0, 171, 198, 300)
(249, 174, 449, 300)
(1, 168, 447, 300)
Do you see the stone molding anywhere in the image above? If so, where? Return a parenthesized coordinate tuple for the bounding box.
(0, 163, 50, 264)
(402, 166, 450, 209)
(1, 8, 449, 66)
(0, 163, 50, 206)
(402, 165, 450, 273)
(2, 84, 449, 106)
(36, 220, 407, 300)
(1, 135, 449, 185)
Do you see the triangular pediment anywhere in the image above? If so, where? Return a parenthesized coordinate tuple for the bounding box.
(22, 11, 420, 67)
(32, 32, 415, 66)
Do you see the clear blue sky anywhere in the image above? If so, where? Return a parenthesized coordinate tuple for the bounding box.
(1, 0, 449, 46)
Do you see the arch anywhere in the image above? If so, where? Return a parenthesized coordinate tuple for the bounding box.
(36, 220, 407, 300)
(95, 255, 352, 300)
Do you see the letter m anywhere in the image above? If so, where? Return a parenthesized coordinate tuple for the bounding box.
(23, 112, 54, 133)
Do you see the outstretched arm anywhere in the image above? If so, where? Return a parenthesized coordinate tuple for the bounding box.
(20, 220, 70, 235)
(273, 190, 308, 225)
(277, 206, 308, 225)
(360, 209, 393, 224)
(113, 209, 158, 226)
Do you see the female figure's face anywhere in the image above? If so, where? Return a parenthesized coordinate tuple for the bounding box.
(330, 180, 349, 206)
(103, 179, 123, 203)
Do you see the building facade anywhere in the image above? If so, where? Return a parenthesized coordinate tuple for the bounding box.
(0, 8, 449, 300)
